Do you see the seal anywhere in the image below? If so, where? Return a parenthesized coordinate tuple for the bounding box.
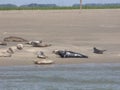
(93, 47, 106, 54)
(53, 50, 88, 58)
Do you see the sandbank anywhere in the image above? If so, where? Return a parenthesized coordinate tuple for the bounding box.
(0, 9, 120, 66)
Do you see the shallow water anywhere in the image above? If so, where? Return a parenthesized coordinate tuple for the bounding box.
(0, 63, 120, 90)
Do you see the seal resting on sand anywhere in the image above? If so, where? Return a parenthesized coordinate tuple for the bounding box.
(26, 40, 42, 45)
(0, 51, 12, 57)
(34, 60, 54, 65)
(32, 43, 51, 47)
(16, 44, 23, 50)
(53, 50, 88, 58)
(7, 47, 14, 54)
(37, 51, 47, 59)
(93, 47, 106, 54)
(31, 41, 51, 47)
(4, 36, 28, 42)
(0, 41, 7, 46)
(0, 47, 15, 57)
(26, 40, 51, 47)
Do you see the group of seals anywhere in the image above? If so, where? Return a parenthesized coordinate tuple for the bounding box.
(0, 36, 26, 57)
(53, 47, 106, 58)
(0, 44, 23, 57)
(1, 36, 107, 65)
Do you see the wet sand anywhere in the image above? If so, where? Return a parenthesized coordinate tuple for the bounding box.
(0, 9, 120, 66)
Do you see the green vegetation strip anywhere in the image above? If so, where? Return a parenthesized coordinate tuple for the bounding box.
(0, 6, 120, 10)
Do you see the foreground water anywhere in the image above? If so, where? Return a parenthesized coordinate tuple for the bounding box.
(0, 63, 120, 90)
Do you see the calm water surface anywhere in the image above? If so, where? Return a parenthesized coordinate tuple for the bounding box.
(0, 63, 120, 90)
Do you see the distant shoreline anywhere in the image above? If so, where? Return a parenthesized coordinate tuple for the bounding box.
(0, 4, 120, 10)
